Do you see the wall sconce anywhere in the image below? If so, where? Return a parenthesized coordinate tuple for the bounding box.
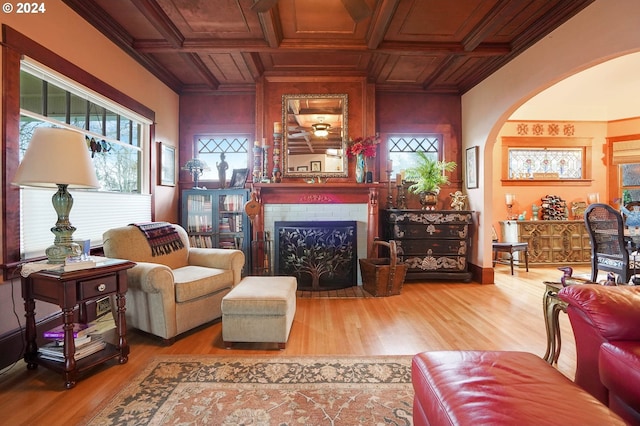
(181, 158, 210, 188)
(505, 193, 516, 220)
(12, 127, 99, 263)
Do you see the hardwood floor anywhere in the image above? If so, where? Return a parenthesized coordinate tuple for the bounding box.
(0, 264, 583, 425)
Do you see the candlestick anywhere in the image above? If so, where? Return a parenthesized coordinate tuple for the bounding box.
(387, 159, 393, 172)
(386, 170, 394, 209)
(274, 121, 282, 134)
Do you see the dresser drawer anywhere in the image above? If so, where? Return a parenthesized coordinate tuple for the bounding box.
(78, 275, 117, 300)
(391, 223, 468, 239)
(396, 239, 468, 256)
(402, 255, 467, 272)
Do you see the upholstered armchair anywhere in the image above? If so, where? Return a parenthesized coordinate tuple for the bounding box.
(103, 223, 245, 343)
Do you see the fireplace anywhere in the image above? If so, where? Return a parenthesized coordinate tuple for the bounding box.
(251, 183, 381, 286)
(275, 221, 357, 290)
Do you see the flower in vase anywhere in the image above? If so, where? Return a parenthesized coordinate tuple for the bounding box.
(347, 135, 380, 158)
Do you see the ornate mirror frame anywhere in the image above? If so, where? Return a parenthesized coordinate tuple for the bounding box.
(282, 93, 348, 178)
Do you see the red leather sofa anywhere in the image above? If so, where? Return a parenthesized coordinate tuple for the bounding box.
(558, 284, 640, 425)
(412, 350, 623, 425)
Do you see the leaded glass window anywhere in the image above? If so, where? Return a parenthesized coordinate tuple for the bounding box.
(508, 148, 583, 179)
(387, 134, 442, 177)
(196, 135, 250, 180)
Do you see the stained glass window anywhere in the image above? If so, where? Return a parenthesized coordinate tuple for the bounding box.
(508, 148, 583, 179)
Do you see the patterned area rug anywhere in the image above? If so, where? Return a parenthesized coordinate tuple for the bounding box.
(86, 355, 414, 425)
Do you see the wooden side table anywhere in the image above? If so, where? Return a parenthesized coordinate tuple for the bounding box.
(542, 281, 568, 364)
(22, 259, 135, 389)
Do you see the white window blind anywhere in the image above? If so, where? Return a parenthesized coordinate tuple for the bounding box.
(20, 188, 151, 259)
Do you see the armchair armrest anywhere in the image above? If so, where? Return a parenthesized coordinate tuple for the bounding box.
(558, 284, 640, 341)
(188, 248, 245, 284)
(126, 262, 174, 294)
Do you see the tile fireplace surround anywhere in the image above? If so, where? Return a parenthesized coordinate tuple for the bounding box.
(252, 183, 381, 284)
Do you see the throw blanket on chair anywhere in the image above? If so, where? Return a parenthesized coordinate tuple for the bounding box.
(130, 222, 185, 256)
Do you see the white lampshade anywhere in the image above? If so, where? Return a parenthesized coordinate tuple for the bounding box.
(12, 127, 99, 189)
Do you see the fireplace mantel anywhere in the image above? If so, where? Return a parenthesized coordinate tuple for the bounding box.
(250, 182, 381, 253)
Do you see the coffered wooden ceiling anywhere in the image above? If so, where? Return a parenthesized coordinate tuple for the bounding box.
(62, 0, 594, 94)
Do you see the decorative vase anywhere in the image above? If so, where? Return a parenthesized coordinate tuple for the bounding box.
(419, 191, 438, 210)
(355, 153, 365, 183)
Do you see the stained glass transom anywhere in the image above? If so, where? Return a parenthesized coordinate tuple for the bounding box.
(508, 148, 582, 179)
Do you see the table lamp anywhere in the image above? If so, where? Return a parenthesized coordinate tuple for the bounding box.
(12, 127, 99, 263)
(181, 158, 209, 188)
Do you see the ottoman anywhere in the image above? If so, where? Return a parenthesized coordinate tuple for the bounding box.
(221, 276, 297, 349)
(412, 350, 625, 426)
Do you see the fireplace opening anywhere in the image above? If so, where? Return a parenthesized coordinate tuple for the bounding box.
(274, 221, 357, 290)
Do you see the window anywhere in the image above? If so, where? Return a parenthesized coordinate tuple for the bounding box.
(17, 59, 152, 259)
(501, 137, 592, 184)
(387, 134, 442, 178)
(621, 163, 640, 203)
(507, 148, 583, 179)
(195, 135, 250, 180)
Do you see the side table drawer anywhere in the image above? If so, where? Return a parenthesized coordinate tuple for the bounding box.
(78, 275, 117, 300)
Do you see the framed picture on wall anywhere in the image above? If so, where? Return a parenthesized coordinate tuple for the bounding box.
(158, 142, 176, 186)
(466, 146, 478, 189)
(310, 161, 321, 172)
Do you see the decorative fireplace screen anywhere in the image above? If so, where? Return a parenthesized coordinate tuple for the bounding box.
(274, 221, 357, 290)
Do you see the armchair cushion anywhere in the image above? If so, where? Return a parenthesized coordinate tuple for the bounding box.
(173, 266, 233, 303)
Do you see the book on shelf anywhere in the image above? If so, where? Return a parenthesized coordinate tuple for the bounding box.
(63, 255, 109, 272)
(53, 334, 92, 347)
(39, 336, 107, 361)
(43, 322, 100, 339)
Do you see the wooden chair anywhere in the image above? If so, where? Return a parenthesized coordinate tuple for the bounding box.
(492, 226, 529, 275)
(584, 203, 638, 284)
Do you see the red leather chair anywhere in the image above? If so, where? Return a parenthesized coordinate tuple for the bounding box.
(558, 284, 640, 425)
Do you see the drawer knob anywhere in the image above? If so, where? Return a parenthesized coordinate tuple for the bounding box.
(97, 283, 106, 292)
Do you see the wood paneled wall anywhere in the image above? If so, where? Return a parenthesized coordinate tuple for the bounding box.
(177, 78, 463, 211)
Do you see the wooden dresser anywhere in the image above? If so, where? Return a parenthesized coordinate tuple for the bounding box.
(500, 220, 590, 265)
(382, 209, 473, 281)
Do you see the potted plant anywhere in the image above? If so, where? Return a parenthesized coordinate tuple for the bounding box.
(405, 151, 456, 209)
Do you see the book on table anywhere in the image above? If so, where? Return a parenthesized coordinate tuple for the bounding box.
(63, 255, 109, 272)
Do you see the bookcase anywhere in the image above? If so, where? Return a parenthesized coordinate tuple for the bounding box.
(181, 189, 250, 257)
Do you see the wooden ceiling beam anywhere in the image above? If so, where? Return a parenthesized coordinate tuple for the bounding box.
(131, 0, 184, 48)
(366, 0, 401, 50)
(179, 53, 219, 90)
(462, 0, 520, 52)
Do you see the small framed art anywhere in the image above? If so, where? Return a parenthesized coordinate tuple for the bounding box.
(158, 142, 176, 186)
(297, 166, 308, 172)
(310, 161, 321, 172)
(229, 168, 249, 188)
(466, 146, 478, 189)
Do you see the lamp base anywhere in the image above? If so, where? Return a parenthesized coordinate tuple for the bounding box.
(46, 240, 82, 264)
(46, 184, 82, 264)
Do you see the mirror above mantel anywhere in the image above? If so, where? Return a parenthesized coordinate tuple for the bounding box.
(282, 93, 348, 178)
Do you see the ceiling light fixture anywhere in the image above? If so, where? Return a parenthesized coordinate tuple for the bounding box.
(312, 122, 331, 137)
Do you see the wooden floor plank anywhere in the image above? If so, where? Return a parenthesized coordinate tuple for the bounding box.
(0, 264, 585, 424)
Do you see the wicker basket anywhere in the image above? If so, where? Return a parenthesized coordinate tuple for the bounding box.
(359, 240, 408, 297)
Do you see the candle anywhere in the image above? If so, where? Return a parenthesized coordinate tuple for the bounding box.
(505, 194, 514, 205)
(254, 140, 260, 146)
(274, 121, 282, 134)
(262, 138, 266, 147)
(387, 159, 393, 171)
(396, 173, 402, 183)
